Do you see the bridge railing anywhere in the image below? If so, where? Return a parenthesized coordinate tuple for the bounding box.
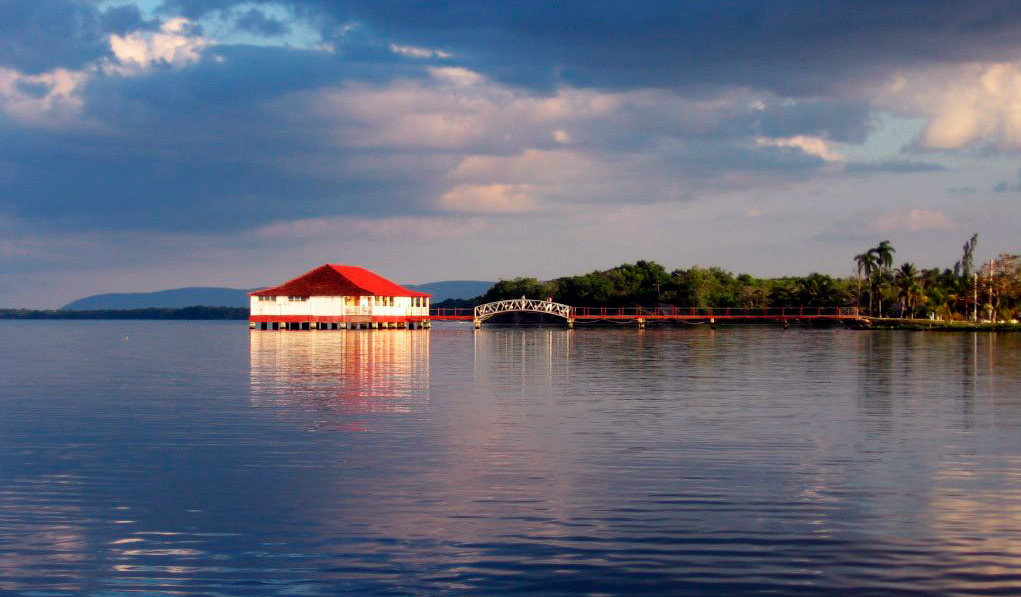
(475, 298, 573, 320)
(569, 306, 859, 318)
(430, 308, 474, 318)
(430, 306, 860, 319)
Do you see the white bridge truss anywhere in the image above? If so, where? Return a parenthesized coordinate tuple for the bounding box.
(474, 298, 574, 322)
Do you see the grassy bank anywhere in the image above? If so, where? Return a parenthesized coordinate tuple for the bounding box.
(861, 318, 1021, 331)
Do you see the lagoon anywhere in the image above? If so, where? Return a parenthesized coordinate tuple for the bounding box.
(1, 321, 1020, 595)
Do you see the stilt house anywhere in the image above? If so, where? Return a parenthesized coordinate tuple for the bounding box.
(249, 264, 431, 330)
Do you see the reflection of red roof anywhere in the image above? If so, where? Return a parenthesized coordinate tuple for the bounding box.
(249, 264, 431, 297)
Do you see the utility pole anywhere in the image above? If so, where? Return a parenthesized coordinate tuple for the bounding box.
(989, 258, 995, 322)
(973, 272, 978, 322)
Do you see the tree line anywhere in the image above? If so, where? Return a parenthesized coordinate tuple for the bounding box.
(437, 233, 1021, 321)
(0, 306, 249, 320)
(852, 234, 1020, 321)
(438, 261, 852, 311)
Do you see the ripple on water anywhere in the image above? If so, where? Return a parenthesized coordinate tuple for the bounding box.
(1, 323, 1021, 594)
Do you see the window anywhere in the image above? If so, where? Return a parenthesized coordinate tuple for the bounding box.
(288, 296, 308, 302)
(258, 296, 276, 302)
(345, 296, 357, 306)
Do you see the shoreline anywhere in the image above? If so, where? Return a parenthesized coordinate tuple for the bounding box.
(858, 318, 1021, 331)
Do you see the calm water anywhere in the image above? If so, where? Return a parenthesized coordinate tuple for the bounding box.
(2, 321, 1021, 596)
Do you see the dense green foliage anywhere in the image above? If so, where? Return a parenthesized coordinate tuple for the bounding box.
(436, 233, 1021, 322)
(437, 260, 854, 310)
(853, 236, 1021, 321)
(0, 306, 248, 320)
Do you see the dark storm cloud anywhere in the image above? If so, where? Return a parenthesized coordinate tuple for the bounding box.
(0, 122, 437, 233)
(0, 42, 448, 234)
(159, 0, 1021, 95)
(101, 3, 154, 36)
(0, 1, 156, 73)
(0, 0, 108, 73)
(756, 100, 874, 144)
(234, 8, 290, 37)
(0, 1, 991, 237)
(83, 44, 370, 117)
(845, 160, 947, 174)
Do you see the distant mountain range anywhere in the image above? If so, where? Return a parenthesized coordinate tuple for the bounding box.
(403, 281, 493, 302)
(61, 280, 494, 310)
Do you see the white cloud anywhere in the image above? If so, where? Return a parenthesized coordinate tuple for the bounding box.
(438, 184, 539, 213)
(0, 17, 208, 126)
(872, 209, 953, 233)
(108, 18, 208, 74)
(390, 44, 452, 59)
(427, 66, 483, 87)
(756, 135, 845, 162)
(0, 68, 88, 125)
(878, 61, 1021, 150)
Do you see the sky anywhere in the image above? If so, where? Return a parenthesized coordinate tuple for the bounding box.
(3, 0, 1021, 307)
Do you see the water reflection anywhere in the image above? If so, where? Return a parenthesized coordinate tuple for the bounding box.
(0, 474, 88, 595)
(472, 328, 572, 388)
(4, 322, 1021, 595)
(249, 329, 431, 418)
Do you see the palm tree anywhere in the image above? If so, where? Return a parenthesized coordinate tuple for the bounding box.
(895, 262, 920, 317)
(874, 240, 895, 272)
(854, 251, 877, 313)
(870, 241, 896, 317)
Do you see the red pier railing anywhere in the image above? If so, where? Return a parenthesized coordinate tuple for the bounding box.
(429, 306, 860, 322)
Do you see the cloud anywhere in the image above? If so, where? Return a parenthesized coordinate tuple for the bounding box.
(754, 98, 873, 143)
(253, 214, 489, 241)
(872, 209, 954, 233)
(155, 1, 1021, 97)
(0, 0, 108, 73)
(826, 208, 956, 241)
(0, 66, 87, 124)
(844, 160, 947, 174)
(108, 17, 208, 74)
(390, 44, 451, 60)
(438, 184, 538, 213)
(234, 8, 291, 37)
(0, 14, 209, 126)
(12, 0, 1021, 309)
(993, 170, 1021, 192)
(756, 135, 845, 162)
(878, 61, 1021, 151)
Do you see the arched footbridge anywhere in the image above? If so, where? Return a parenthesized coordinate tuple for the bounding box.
(429, 299, 862, 328)
(473, 298, 574, 327)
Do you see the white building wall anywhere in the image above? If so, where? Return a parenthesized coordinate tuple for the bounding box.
(250, 295, 430, 317)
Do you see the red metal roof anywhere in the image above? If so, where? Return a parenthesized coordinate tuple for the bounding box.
(250, 264, 431, 298)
